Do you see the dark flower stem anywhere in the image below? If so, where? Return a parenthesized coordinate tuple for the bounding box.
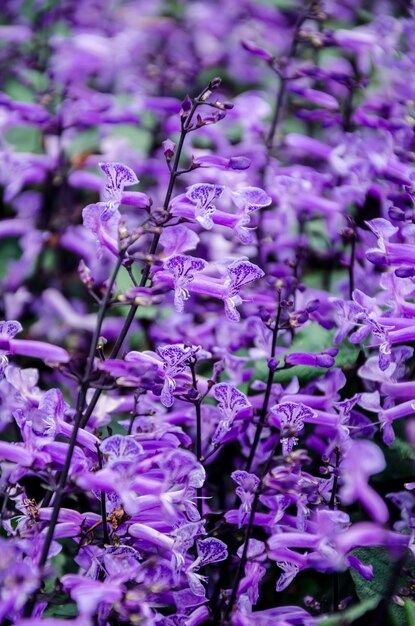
(190, 360, 204, 518)
(257, 2, 315, 262)
(36, 254, 123, 572)
(348, 231, 356, 300)
(245, 288, 282, 472)
(266, 4, 313, 152)
(223, 440, 279, 623)
(329, 447, 340, 612)
(25, 80, 220, 615)
(96, 443, 110, 546)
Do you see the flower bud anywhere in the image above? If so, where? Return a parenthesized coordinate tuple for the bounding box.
(209, 77, 222, 90)
(162, 139, 176, 160)
(229, 156, 251, 170)
(180, 95, 192, 117)
(395, 266, 415, 278)
(267, 357, 279, 371)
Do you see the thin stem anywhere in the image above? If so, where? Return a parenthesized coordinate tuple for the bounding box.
(128, 392, 140, 435)
(25, 79, 221, 617)
(265, 75, 287, 151)
(257, 3, 319, 259)
(265, 8, 311, 152)
(329, 447, 340, 612)
(223, 441, 278, 622)
(245, 289, 282, 472)
(190, 360, 204, 518)
(348, 232, 356, 300)
(96, 444, 110, 545)
(36, 254, 123, 572)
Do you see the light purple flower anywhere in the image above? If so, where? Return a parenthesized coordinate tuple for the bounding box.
(186, 183, 225, 229)
(163, 255, 208, 313)
(340, 440, 389, 523)
(99, 161, 139, 206)
(269, 403, 316, 456)
(223, 258, 265, 322)
(232, 470, 260, 528)
(157, 344, 200, 407)
(213, 382, 251, 444)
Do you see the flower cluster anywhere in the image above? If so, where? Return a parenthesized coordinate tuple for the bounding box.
(0, 1, 414, 626)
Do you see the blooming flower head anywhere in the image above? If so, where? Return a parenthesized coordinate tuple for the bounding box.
(232, 470, 260, 528)
(99, 161, 139, 207)
(163, 254, 208, 313)
(213, 382, 251, 443)
(269, 402, 316, 456)
(223, 258, 265, 322)
(157, 343, 200, 407)
(0, 320, 22, 376)
(186, 183, 224, 229)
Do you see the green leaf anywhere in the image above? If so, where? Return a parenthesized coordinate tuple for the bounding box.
(5, 125, 43, 153)
(44, 602, 78, 618)
(0, 239, 20, 278)
(111, 125, 152, 154)
(66, 128, 99, 158)
(253, 324, 359, 385)
(375, 436, 415, 481)
(350, 548, 410, 626)
(20, 69, 49, 92)
(404, 600, 415, 626)
(4, 78, 35, 103)
(319, 596, 380, 625)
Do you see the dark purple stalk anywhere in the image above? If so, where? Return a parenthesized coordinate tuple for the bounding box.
(329, 447, 340, 612)
(37, 253, 123, 571)
(96, 443, 110, 546)
(245, 289, 282, 472)
(257, 2, 317, 260)
(265, 4, 314, 152)
(223, 440, 279, 623)
(190, 359, 204, 518)
(348, 231, 356, 300)
(25, 80, 221, 616)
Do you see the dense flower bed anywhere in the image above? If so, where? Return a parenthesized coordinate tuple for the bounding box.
(0, 1, 414, 625)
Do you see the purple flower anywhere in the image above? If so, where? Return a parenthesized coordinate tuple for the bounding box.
(340, 440, 389, 523)
(0, 320, 70, 369)
(82, 201, 121, 257)
(185, 183, 224, 229)
(163, 255, 208, 313)
(61, 574, 123, 617)
(185, 538, 228, 595)
(285, 351, 337, 368)
(232, 470, 260, 528)
(160, 225, 199, 257)
(193, 155, 251, 170)
(232, 187, 271, 213)
(99, 161, 139, 206)
(241, 40, 274, 63)
(269, 403, 316, 456)
(100, 434, 144, 469)
(157, 344, 200, 407)
(213, 382, 252, 443)
(223, 259, 265, 322)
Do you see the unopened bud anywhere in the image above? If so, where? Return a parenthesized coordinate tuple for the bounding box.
(162, 139, 176, 160)
(180, 95, 192, 117)
(267, 358, 279, 371)
(209, 77, 222, 90)
(97, 336, 107, 350)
